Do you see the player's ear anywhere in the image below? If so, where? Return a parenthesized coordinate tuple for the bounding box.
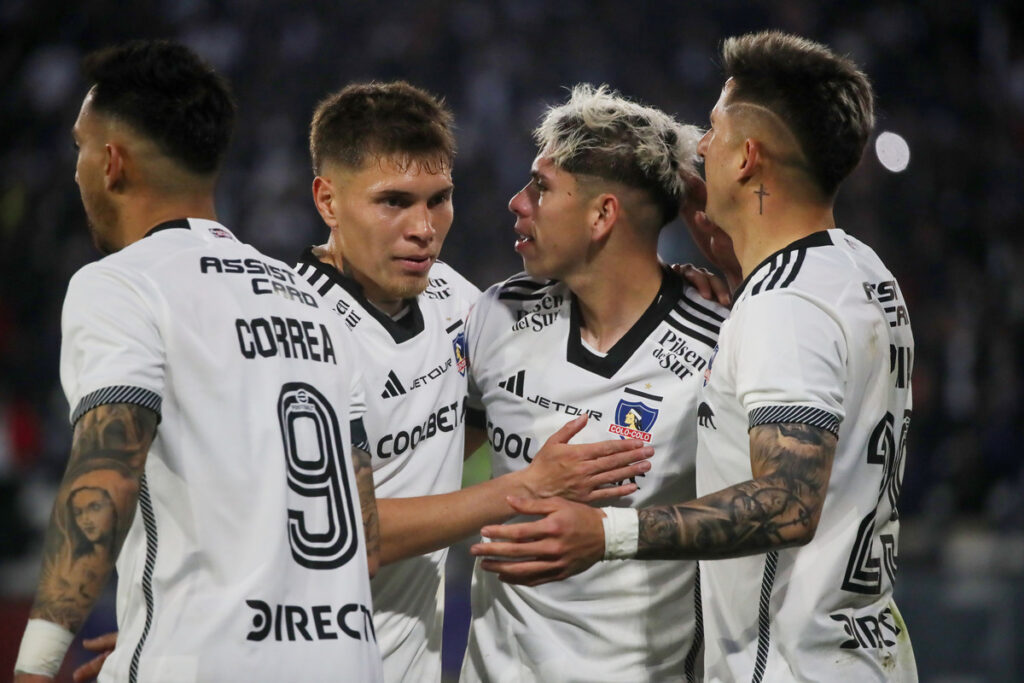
(590, 193, 619, 241)
(738, 138, 762, 182)
(104, 143, 126, 192)
(312, 176, 339, 228)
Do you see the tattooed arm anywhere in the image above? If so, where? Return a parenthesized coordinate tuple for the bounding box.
(471, 422, 835, 585)
(636, 423, 835, 559)
(352, 446, 379, 579)
(29, 403, 157, 632)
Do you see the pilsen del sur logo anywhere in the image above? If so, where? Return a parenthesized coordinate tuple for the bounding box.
(608, 387, 662, 443)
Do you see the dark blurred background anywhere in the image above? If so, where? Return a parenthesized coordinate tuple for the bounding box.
(2, 0, 1022, 680)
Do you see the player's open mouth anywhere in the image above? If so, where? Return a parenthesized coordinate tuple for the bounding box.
(514, 230, 534, 248)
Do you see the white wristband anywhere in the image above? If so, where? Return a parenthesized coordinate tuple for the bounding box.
(601, 507, 639, 560)
(14, 618, 74, 677)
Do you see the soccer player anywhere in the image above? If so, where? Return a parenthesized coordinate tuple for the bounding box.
(296, 82, 662, 683)
(476, 31, 918, 681)
(14, 41, 383, 682)
(460, 84, 730, 682)
(71, 81, 658, 683)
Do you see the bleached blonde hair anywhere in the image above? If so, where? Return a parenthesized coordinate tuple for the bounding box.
(534, 84, 702, 226)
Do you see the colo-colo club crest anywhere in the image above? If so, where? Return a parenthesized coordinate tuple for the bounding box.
(452, 329, 469, 376)
(608, 387, 662, 442)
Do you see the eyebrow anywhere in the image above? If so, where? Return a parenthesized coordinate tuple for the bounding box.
(372, 185, 454, 199)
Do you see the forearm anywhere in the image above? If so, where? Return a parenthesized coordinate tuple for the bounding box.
(637, 422, 836, 561)
(29, 504, 124, 631)
(637, 476, 816, 560)
(378, 470, 529, 565)
(27, 403, 154, 633)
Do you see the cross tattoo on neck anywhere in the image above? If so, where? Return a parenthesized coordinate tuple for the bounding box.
(755, 184, 770, 215)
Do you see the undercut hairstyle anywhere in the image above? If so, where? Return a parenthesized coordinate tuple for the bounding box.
(309, 81, 455, 175)
(535, 84, 702, 228)
(83, 40, 236, 176)
(722, 30, 875, 198)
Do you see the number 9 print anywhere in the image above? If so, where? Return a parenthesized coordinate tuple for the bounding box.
(278, 383, 360, 569)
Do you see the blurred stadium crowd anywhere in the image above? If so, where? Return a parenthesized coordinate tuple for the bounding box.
(1, 0, 1023, 679)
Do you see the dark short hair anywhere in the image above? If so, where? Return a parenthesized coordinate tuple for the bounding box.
(83, 39, 236, 176)
(722, 31, 874, 197)
(309, 81, 455, 175)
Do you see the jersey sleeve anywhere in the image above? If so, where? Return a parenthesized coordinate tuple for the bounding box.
(463, 282, 500, 423)
(336, 326, 369, 452)
(59, 263, 165, 426)
(733, 292, 847, 435)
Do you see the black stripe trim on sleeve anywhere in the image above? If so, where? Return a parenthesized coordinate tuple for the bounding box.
(748, 405, 841, 436)
(72, 386, 162, 427)
(350, 418, 369, 453)
(128, 474, 159, 683)
(683, 564, 704, 683)
(751, 551, 778, 683)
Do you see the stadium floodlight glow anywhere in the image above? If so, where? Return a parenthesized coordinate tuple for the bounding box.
(874, 131, 910, 173)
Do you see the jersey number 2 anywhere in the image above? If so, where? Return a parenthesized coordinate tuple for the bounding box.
(841, 410, 910, 594)
(278, 382, 359, 569)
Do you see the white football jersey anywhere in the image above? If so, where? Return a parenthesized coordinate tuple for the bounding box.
(461, 270, 727, 683)
(295, 251, 479, 683)
(59, 219, 382, 683)
(697, 229, 917, 682)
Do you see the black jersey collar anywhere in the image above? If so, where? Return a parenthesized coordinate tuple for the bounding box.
(733, 230, 833, 300)
(297, 247, 425, 343)
(566, 267, 683, 379)
(144, 218, 191, 238)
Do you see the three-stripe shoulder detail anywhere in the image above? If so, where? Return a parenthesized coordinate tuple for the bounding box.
(666, 288, 724, 349)
(295, 262, 335, 298)
(748, 248, 807, 298)
(497, 275, 557, 302)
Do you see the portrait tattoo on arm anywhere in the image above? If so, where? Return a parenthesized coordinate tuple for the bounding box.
(352, 446, 379, 563)
(31, 403, 158, 632)
(636, 422, 836, 560)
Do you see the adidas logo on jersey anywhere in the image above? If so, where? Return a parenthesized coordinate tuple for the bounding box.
(381, 370, 407, 399)
(498, 370, 525, 397)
